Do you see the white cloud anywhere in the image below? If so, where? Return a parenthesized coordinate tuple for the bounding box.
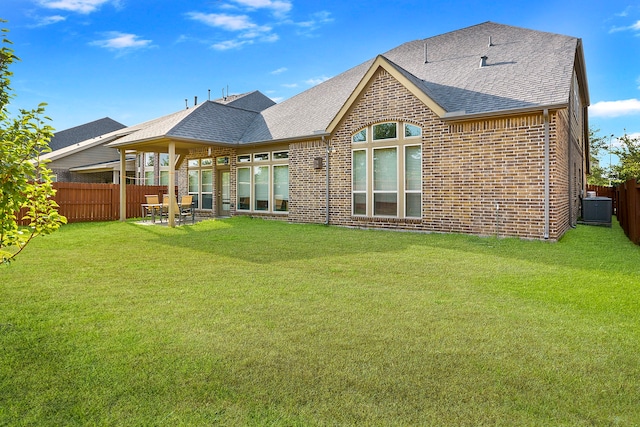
(188, 11, 278, 50)
(282, 83, 298, 88)
(37, 0, 113, 14)
(590, 99, 640, 117)
(231, 0, 292, 17)
(296, 11, 333, 30)
(305, 75, 331, 86)
(90, 32, 153, 50)
(212, 39, 252, 50)
(609, 19, 640, 33)
(187, 12, 257, 31)
(30, 15, 66, 27)
(271, 67, 287, 75)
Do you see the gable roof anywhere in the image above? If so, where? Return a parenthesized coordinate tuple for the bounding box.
(48, 117, 126, 151)
(107, 22, 587, 151)
(256, 22, 583, 141)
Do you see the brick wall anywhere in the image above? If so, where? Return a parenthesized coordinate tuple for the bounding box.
(322, 67, 575, 240)
(178, 68, 581, 241)
(289, 140, 327, 223)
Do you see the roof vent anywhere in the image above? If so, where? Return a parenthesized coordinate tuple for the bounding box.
(480, 55, 488, 68)
(424, 42, 428, 64)
(488, 36, 494, 47)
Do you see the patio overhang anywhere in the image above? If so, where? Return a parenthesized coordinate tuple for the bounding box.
(112, 136, 226, 228)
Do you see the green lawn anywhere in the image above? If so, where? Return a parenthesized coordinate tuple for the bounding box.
(1, 217, 639, 426)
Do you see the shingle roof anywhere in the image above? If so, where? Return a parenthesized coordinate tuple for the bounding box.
(214, 90, 276, 112)
(244, 22, 580, 142)
(112, 100, 261, 145)
(48, 117, 126, 151)
(108, 22, 584, 149)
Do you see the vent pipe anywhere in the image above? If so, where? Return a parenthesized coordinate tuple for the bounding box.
(488, 36, 494, 47)
(480, 55, 488, 68)
(194, 96, 198, 106)
(424, 42, 428, 64)
(185, 99, 188, 109)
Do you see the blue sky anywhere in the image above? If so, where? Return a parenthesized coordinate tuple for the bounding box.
(3, 0, 640, 167)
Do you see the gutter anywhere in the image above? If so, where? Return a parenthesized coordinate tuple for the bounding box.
(544, 109, 550, 240)
(442, 103, 568, 122)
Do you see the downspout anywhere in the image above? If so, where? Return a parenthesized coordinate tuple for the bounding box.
(324, 135, 330, 225)
(543, 109, 550, 240)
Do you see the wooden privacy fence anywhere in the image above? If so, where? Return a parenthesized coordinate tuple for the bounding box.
(615, 179, 640, 245)
(17, 183, 169, 224)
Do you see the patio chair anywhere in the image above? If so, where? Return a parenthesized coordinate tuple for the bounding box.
(160, 194, 174, 223)
(143, 194, 161, 222)
(178, 195, 195, 225)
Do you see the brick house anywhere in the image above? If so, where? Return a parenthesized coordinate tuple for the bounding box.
(107, 22, 589, 240)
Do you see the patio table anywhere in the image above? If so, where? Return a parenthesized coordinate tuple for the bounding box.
(141, 203, 162, 223)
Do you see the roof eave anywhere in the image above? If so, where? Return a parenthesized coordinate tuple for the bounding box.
(442, 103, 569, 121)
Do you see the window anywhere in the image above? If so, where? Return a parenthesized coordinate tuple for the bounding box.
(373, 122, 397, 140)
(352, 129, 367, 143)
(351, 122, 422, 218)
(405, 145, 422, 217)
(237, 167, 251, 210)
(144, 153, 155, 185)
(187, 158, 213, 210)
(273, 151, 289, 160)
(352, 150, 367, 215)
(144, 171, 154, 185)
(405, 124, 421, 138)
(235, 150, 289, 213)
(159, 171, 168, 186)
(216, 156, 229, 166)
(159, 153, 170, 185)
(254, 153, 269, 162)
(273, 165, 289, 212)
(254, 166, 269, 210)
(373, 147, 398, 216)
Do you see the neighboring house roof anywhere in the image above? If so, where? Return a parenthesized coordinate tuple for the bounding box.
(48, 117, 126, 151)
(107, 22, 587, 151)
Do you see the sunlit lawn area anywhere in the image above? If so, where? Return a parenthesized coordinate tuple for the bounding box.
(1, 217, 639, 425)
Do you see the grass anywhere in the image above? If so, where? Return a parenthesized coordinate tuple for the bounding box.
(1, 217, 639, 426)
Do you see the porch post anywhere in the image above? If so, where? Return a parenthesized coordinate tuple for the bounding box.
(119, 149, 126, 221)
(168, 142, 176, 228)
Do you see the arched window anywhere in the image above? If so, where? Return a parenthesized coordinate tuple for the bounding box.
(351, 122, 422, 218)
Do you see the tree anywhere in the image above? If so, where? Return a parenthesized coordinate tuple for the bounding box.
(0, 21, 66, 264)
(610, 132, 640, 184)
(586, 127, 611, 186)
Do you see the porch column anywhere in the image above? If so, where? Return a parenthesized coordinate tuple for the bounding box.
(168, 142, 176, 228)
(119, 149, 127, 221)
